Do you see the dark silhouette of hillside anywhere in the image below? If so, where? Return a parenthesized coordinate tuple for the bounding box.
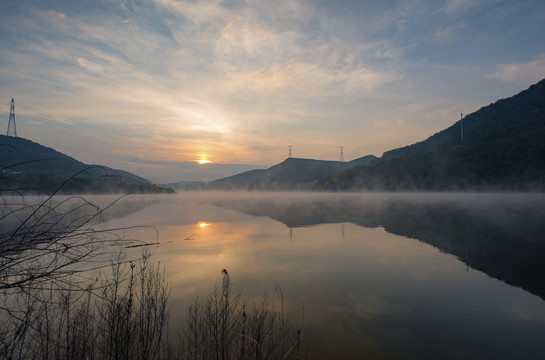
(317, 79, 545, 191)
(0, 135, 173, 194)
(173, 79, 545, 191)
(203, 156, 378, 190)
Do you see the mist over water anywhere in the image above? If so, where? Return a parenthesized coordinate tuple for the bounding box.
(96, 192, 545, 359)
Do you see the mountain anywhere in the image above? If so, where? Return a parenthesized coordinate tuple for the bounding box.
(0, 135, 173, 194)
(199, 155, 378, 190)
(317, 79, 545, 191)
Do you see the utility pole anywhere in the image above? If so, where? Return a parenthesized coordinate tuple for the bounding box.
(460, 112, 463, 144)
(7, 98, 17, 137)
(340, 146, 344, 161)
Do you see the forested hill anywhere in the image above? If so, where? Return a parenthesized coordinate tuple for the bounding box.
(317, 79, 545, 191)
(0, 135, 173, 194)
(203, 156, 378, 190)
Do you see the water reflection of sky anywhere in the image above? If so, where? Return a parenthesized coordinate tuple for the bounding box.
(101, 193, 545, 359)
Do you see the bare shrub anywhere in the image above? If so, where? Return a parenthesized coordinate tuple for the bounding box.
(177, 270, 303, 360)
(1, 169, 302, 360)
(0, 248, 169, 360)
(1, 174, 164, 360)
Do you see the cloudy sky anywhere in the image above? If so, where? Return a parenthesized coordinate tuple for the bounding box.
(1, 0, 545, 183)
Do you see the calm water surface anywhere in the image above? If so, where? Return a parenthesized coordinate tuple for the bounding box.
(100, 192, 545, 359)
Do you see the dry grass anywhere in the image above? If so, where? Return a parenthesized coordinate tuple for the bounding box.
(1, 189, 303, 360)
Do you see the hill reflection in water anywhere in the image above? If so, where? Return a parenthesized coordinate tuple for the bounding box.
(209, 192, 545, 300)
(100, 192, 545, 359)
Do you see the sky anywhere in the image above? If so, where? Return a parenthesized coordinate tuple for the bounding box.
(1, 0, 545, 183)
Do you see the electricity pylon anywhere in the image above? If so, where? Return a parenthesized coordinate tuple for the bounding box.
(7, 98, 17, 137)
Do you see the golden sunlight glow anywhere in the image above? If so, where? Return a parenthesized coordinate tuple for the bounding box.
(195, 154, 212, 164)
(197, 222, 212, 229)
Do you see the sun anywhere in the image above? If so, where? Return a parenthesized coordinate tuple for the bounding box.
(195, 153, 213, 164)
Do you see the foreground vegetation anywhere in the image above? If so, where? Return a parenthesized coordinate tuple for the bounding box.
(1, 251, 302, 360)
(0, 187, 302, 360)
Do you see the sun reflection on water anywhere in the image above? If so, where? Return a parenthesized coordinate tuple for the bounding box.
(197, 221, 212, 229)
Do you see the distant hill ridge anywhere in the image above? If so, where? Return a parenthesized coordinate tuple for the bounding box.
(316, 78, 545, 191)
(5, 78, 544, 193)
(174, 78, 545, 191)
(0, 135, 173, 194)
(172, 155, 378, 190)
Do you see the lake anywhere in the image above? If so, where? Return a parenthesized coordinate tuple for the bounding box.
(98, 192, 545, 359)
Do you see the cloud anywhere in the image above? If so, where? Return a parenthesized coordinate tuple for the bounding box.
(215, 14, 274, 58)
(30, 7, 67, 25)
(77, 57, 104, 73)
(3, 0, 545, 182)
(488, 55, 545, 85)
(154, 0, 401, 94)
(431, 23, 465, 43)
(439, 0, 498, 14)
(342, 65, 400, 92)
(208, 13, 400, 95)
(442, 0, 474, 14)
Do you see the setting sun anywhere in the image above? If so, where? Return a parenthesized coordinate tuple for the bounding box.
(197, 159, 212, 165)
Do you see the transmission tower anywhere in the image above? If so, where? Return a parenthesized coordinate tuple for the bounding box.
(6, 98, 17, 137)
(460, 112, 463, 144)
(288, 145, 292, 158)
(340, 146, 344, 161)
